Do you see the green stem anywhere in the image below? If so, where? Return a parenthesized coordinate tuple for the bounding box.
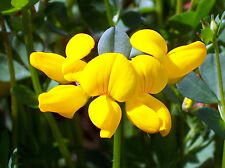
(0, 15, 18, 148)
(188, 0, 196, 11)
(113, 103, 124, 168)
(21, 9, 74, 168)
(213, 38, 225, 168)
(113, 122, 122, 168)
(21, 10, 42, 94)
(156, 0, 163, 27)
(213, 39, 225, 119)
(104, 0, 114, 26)
(176, 0, 183, 15)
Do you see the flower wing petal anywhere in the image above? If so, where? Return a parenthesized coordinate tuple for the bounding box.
(38, 85, 88, 118)
(166, 41, 207, 79)
(126, 93, 171, 136)
(131, 55, 168, 94)
(88, 95, 122, 138)
(30, 52, 67, 83)
(130, 29, 167, 62)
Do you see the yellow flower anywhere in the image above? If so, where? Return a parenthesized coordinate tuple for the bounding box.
(30, 33, 94, 118)
(79, 53, 137, 138)
(126, 55, 171, 136)
(30, 33, 137, 138)
(130, 29, 207, 83)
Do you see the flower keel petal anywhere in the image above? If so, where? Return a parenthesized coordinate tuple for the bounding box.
(88, 95, 122, 138)
(126, 93, 171, 136)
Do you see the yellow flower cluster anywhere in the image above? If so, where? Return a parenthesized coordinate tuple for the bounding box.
(30, 29, 207, 138)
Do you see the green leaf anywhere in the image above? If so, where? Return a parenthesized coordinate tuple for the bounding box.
(199, 53, 225, 100)
(195, 0, 215, 19)
(1, 0, 39, 15)
(116, 11, 143, 32)
(169, 11, 197, 29)
(11, 0, 29, 8)
(0, 54, 30, 82)
(176, 72, 218, 104)
(169, 0, 215, 29)
(201, 28, 214, 44)
(197, 107, 225, 139)
(98, 27, 131, 57)
(77, 0, 108, 34)
(11, 85, 38, 108)
(0, 0, 13, 12)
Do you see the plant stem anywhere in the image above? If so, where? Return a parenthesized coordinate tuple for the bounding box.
(176, 0, 183, 15)
(113, 121, 122, 168)
(113, 103, 124, 168)
(104, 0, 114, 26)
(21, 9, 74, 168)
(156, 0, 163, 27)
(188, 0, 196, 11)
(21, 10, 42, 94)
(213, 38, 225, 168)
(213, 39, 225, 120)
(0, 15, 18, 148)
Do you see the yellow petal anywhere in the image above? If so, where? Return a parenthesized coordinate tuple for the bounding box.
(126, 93, 171, 136)
(30, 52, 67, 83)
(62, 59, 87, 82)
(131, 55, 168, 94)
(65, 33, 95, 60)
(165, 41, 207, 79)
(130, 29, 167, 62)
(38, 85, 88, 118)
(88, 95, 122, 138)
(168, 76, 183, 84)
(80, 53, 136, 102)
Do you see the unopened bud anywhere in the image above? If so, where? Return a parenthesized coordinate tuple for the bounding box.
(210, 15, 218, 34)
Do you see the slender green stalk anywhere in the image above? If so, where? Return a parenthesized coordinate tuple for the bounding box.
(213, 39, 225, 120)
(21, 9, 74, 168)
(104, 0, 114, 26)
(188, 0, 196, 11)
(213, 38, 225, 168)
(113, 122, 122, 168)
(176, 0, 183, 15)
(21, 10, 42, 94)
(113, 103, 125, 168)
(156, 0, 163, 27)
(0, 15, 18, 148)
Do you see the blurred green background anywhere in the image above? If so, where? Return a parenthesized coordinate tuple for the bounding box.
(1, 0, 225, 167)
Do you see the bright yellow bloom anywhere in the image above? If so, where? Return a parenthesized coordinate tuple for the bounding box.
(79, 53, 137, 138)
(126, 55, 171, 136)
(130, 29, 207, 83)
(30, 31, 173, 138)
(30, 33, 94, 118)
